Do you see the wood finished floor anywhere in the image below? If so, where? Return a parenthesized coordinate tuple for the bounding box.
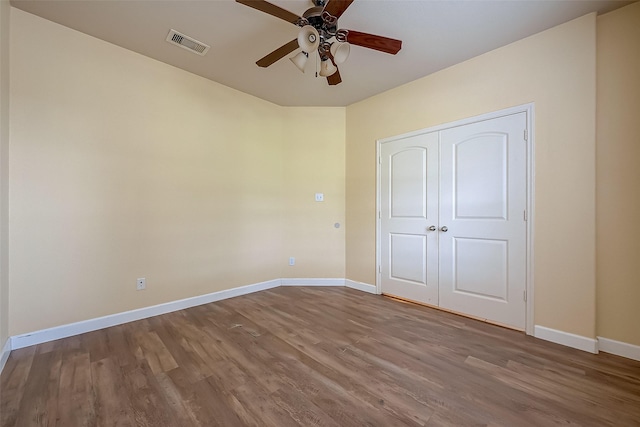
(1, 287, 639, 427)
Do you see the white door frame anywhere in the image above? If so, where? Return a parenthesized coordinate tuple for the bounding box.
(376, 103, 535, 336)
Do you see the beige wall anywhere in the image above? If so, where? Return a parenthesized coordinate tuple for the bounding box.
(596, 2, 640, 346)
(346, 14, 597, 338)
(8, 9, 346, 336)
(0, 0, 10, 350)
(281, 107, 345, 278)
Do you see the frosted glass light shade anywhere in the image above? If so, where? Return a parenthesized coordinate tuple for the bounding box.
(319, 58, 338, 77)
(290, 51, 309, 72)
(330, 42, 350, 64)
(297, 26, 320, 52)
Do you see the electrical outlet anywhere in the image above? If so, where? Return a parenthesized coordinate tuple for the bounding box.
(315, 193, 324, 202)
(289, 257, 295, 266)
(137, 278, 146, 290)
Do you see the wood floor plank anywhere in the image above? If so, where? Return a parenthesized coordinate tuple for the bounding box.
(164, 366, 246, 427)
(151, 321, 214, 383)
(153, 371, 200, 425)
(55, 352, 96, 427)
(231, 381, 301, 427)
(91, 357, 134, 426)
(158, 368, 205, 426)
(134, 331, 178, 375)
(0, 347, 36, 427)
(263, 322, 437, 425)
(247, 330, 419, 427)
(13, 348, 62, 426)
(2, 287, 639, 426)
(268, 386, 341, 427)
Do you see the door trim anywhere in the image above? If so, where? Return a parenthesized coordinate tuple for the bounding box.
(376, 103, 535, 336)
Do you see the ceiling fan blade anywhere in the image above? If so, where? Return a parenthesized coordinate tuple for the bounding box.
(346, 30, 402, 55)
(256, 39, 299, 67)
(236, 0, 302, 25)
(327, 69, 342, 85)
(326, 52, 342, 85)
(323, 0, 354, 19)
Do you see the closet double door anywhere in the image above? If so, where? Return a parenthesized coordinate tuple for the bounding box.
(379, 113, 527, 330)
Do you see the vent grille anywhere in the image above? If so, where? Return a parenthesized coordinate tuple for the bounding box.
(165, 29, 210, 56)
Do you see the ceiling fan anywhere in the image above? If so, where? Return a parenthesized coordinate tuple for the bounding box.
(236, 0, 402, 85)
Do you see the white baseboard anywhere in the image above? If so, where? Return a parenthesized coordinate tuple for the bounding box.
(534, 325, 598, 354)
(8, 278, 354, 351)
(0, 338, 10, 373)
(280, 278, 345, 287)
(598, 336, 640, 361)
(11, 280, 632, 366)
(10, 279, 281, 350)
(345, 279, 378, 294)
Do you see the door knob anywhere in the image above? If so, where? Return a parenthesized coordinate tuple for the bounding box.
(428, 225, 437, 231)
(440, 226, 448, 232)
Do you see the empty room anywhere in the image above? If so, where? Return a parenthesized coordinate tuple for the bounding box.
(0, 0, 639, 425)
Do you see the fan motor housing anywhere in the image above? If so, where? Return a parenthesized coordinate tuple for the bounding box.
(303, 6, 337, 39)
(303, 6, 324, 27)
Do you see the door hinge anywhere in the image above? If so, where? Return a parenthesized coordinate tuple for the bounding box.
(378, 156, 381, 164)
(523, 290, 527, 302)
(524, 210, 527, 221)
(378, 211, 381, 219)
(379, 265, 382, 273)
(524, 129, 528, 141)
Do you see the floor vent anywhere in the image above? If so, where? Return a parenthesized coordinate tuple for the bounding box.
(165, 29, 210, 56)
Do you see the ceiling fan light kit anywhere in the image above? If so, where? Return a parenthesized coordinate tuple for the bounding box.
(319, 58, 338, 77)
(236, 0, 402, 85)
(298, 25, 320, 52)
(290, 51, 309, 72)
(330, 41, 350, 64)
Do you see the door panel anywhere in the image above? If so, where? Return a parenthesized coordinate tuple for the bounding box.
(390, 234, 427, 283)
(380, 132, 439, 305)
(453, 237, 508, 301)
(454, 134, 507, 220)
(439, 113, 527, 329)
(391, 150, 427, 218)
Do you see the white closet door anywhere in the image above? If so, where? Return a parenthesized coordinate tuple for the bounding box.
(438, 112, 527, 330)
(380, 132, 439, 305)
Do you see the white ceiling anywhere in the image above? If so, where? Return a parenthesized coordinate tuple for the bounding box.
(10, 0, 633, 106)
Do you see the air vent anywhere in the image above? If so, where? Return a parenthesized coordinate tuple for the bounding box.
(165, 29, 210, 56)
